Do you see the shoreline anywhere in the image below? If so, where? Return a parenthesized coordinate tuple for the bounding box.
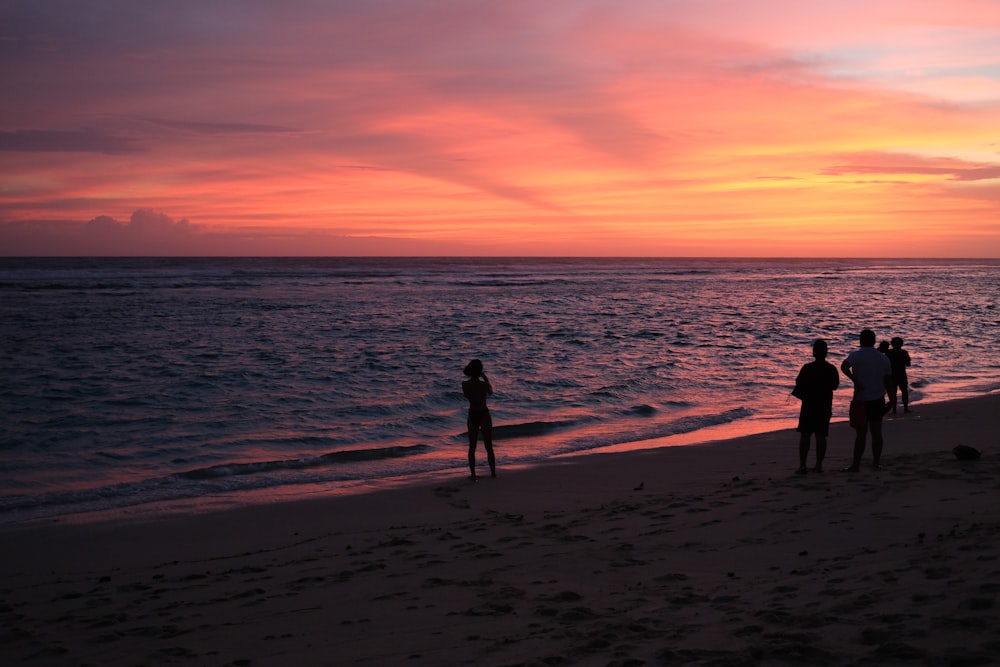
(2, 385, 982, 530)
(2, 393, 998, 665)
(1, 392, 995, 536)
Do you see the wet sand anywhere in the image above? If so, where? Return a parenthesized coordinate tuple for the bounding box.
(2, 394, 998, 666)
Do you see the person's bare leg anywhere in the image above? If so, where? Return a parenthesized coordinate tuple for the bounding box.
(467, 419, 478, 479)
(482, 415, 496, 477)
(847, 430, 865, 471)
(798, 433, 810, 473)
(485, 441, 496, 477)
(815, 435, 827, 472)
(870, 419, 884, 470)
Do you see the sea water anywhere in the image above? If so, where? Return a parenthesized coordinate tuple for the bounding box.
(1, 257, 998, 523)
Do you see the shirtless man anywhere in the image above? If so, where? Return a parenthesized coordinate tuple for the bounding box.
(793, 339, 840, 474)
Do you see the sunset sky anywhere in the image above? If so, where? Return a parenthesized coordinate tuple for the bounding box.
(2, 1, 999, 256)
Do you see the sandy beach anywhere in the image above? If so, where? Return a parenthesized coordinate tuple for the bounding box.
(2, 394, 998, 666)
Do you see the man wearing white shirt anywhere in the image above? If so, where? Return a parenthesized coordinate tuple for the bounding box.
(841, 329, 893, 471)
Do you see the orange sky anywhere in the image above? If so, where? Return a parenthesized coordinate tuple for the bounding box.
(1, 1, 999, 256)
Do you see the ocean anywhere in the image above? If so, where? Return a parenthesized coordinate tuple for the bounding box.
(1, 257, 998, 524)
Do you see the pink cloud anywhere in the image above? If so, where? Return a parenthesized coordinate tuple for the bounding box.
(0, 129, 139, 154)
(823, 152, 1000, 181)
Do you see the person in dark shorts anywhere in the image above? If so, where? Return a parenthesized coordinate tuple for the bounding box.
(885, 337, 912, 413)
(841, 329, 894, 471)
(462, 359, 496, 480)
(792, 339, 840, 473)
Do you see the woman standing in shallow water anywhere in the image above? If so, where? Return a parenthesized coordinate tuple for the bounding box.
(462, 359, 496, 480)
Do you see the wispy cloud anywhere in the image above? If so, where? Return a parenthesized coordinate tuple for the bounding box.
(135, 117, 300, 135)
(824, 152, 1000, 181)
(0, 129, 139, 154)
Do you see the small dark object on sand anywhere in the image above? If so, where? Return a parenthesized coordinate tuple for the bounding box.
(952, 444, 982, 460)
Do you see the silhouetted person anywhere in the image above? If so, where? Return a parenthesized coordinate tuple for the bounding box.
(885, 337, 912, 413)
(841, 329, 893, 471)
(462, 359, 495, 480)
(877, 340, 890, 354)
(792, 339, 840, 474)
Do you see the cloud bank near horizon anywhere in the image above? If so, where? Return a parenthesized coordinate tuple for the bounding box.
(0, 210, 486, 256)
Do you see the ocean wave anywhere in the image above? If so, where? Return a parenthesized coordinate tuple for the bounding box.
(448, 279, 554, 288)
(553, 407, 753, 456)
(491, 419, 588, 439)
(0, 444, 431, 521)
(175, 444, 430, 479)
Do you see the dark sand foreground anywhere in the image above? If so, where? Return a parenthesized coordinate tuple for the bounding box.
(2, 394, 998, 666)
